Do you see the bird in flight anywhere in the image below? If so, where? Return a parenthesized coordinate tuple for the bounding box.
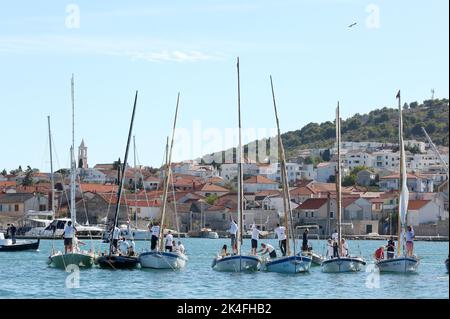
(348, 22, 357, 28)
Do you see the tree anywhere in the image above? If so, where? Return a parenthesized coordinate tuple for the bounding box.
(327, 175, 335, 183)
(321, 149, 331, 162)
(342, 174, 356, 187)
(1, 169, 6, 176)
(409, 101, 419, 109)
(205, 194, 219, 205)
(22, 166, 34, 186)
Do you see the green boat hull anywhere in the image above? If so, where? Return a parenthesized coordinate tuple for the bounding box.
(49, 252, 95, 269)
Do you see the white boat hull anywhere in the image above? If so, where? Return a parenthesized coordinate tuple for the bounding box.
(321, 257, 366, 273)
(212, 255, 260, 272)
(262, 255, 312, 273)
(376, 256, 419, 273)
(139, 251, 187, 269)
(301, 251, 324, 266)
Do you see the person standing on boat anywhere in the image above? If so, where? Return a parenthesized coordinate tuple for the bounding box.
(177, 241, 185, 255)
(258, 243, 277, 259)
(112, 225, 121, 254)
(165, 230, 174, 252)
(228, 219, 238, 254)
(275, 223, 287, 256)
(150, 222, 160, 251)
(331, 229, 338, 242)
(251, 224, 261, 255)
(386, 236, 395, 259)
(406, 226, 415, 257)
(63, 221, 76, 253)
(302, 228, 309, 252)
(9, 224, 17, 244)
(340, 238, 349, 257)
(326, 238, 334, 259)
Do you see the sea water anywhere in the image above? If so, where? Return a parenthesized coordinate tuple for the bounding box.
(0, 239, 448, 299)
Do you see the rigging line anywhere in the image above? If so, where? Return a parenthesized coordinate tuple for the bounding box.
(134, 144, 152, 228)
(169, 167, 180, 238)
(75, 174, 95, 251)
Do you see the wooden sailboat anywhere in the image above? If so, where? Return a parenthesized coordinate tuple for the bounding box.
(96, 91, 140, 269)
(211, 58, 260, 272)
(139, 93, 188, 269)
(376, 91, 420, 273)
(260, 76, 312, 273)
(49, 75, 95, 269)
(321, 102, 366, 273)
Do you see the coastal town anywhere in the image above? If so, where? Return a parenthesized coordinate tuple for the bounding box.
(1, 136, 448, 240)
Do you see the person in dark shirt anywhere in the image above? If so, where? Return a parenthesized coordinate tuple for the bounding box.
(386, 236, 395, 259)
(10, 224, 17, 244)
(302, 228, 309, 251)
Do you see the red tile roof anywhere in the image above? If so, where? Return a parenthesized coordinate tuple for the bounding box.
(79, 183, 117, 193)
(290, 186, 315, 196)
(408, 200, 431, 210)
(244, 175, 278, 184)
(298, 198, 328, 210)
(200, 183, 229, 193)
(380, 173, 425, 180)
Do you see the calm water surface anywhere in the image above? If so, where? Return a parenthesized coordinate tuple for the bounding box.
(0, 239, 448, 299)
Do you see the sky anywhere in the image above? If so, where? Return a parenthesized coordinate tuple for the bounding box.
(0, 0, 448, 173)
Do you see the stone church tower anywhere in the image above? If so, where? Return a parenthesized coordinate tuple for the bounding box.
(78, 139, 88, 168)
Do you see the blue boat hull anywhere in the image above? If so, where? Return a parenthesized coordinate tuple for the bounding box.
(262, 255, 312, 273)
(212, 255, 260, 272)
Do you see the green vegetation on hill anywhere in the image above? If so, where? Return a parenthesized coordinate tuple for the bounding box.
(282, 98, 448, 158)
(201, 98, 448, 163)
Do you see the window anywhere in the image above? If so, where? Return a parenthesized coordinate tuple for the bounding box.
(14, 204, 19, 212)
(311, 211, 314, 218)
(222, 214, 226, 220)
(39, 205, 46, 211)
(330, 211, 334, 218)
(305, 212, 308, 217)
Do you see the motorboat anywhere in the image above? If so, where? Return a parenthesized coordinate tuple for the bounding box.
(0, 232, 40, 252)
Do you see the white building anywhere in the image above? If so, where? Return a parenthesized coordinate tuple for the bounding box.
(407, 200, 446, 226)
(220, 163, 259, 181)
(260, 163, 302, 184)
(315, 162, 336, 183)
(343, 151, 374, 170)
(379, 173, 434, 193)
(78, 168, 107, 184)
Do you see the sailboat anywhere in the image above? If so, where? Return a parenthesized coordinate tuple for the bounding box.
(48, 75, 95, 269)
(376, 91, 420, 273)
(211, 58, 260, 272)
(139, 93, 188, 269)
(96, 91, 140, 269)
(260, 76, 312, 273)
(321, 102, 366, 273)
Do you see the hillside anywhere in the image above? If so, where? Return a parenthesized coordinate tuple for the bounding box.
(200, 98, 449, 163)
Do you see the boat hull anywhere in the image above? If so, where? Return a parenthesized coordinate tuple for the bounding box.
(300, 251, 324, 266)
(376, 257, 419, 273)
(49, 252, 95, 269)
(212, 255, 260, 272)
(0, 239, 40, 252)
(262, 255, 312, 273)
(321, 257, 366, 273)
(139, 251, 187, 269)
(96, 255, 139, 269)
(446, 258, 449, 273)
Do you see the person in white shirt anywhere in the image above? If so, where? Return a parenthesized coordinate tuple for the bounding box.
(275, 223, 287, 256)
(326, 238, 334, 259)
(112, 225, 121, 254)
(128, 239, 136, 256)
(63, 221, 76, 253)
(406, 226, 415, 257)
(165, 231, 174, 252)
(331, 229, 338, 242)
(228, 219, 238, 254)
(150, 222, 160, 251)
(258, 243, 277, 259)
(177, 241, 185, 255)
(119, 237, 129, 256)
(251, 224, 261, 255)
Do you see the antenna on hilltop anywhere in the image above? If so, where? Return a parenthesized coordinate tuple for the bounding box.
(431, 88, 435, 100)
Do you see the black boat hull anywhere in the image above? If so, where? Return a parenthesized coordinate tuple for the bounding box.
(0, 239, 40, 252)
(96, 255, 139, 269)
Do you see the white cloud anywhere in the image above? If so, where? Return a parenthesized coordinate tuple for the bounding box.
(0, 35, 224, 63)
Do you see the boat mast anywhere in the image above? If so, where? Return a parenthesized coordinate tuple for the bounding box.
(47, 116, 55, 214)
(70, 74, 76, 225)
(270, 76, 295, 256)
(336, 102, 342, 255)
(236, 57, 244, 256)
(133, 135, 138, 228)
(109, 91, 138, 255)
(158, 93, 180, 251)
